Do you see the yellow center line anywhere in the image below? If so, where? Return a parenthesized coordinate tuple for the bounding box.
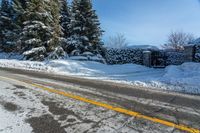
(0, 76, 199, 133)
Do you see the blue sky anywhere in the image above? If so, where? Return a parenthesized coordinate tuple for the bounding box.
(92, 0, 200, 46)
(1, 0, 200, 46)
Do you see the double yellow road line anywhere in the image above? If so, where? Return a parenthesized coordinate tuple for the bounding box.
(0, 76, 199, 133)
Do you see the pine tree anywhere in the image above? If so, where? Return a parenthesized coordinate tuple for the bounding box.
(18, 0, 63, 60)
(69, 0, 103, 55)
(0, 0, 18, 52)
(19, 0, 50, 60)
(13, 0, 27, 9)
(47, 0, 66, 59)
(0, 0, 9, 50)
(10, 0, 28, 52)
(12, 0, 27, 26)
(47, 0, 63, 52)
(59, 0, 73, 54)
(60, 0, 71, 38)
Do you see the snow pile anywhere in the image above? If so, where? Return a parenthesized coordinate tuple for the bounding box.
(48, 60, 154, 79)
(160, 63, 200, 94)
(0, 59, 52, 72)
(0, 58, 199, 94)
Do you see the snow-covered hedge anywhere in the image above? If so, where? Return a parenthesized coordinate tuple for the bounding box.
(166, 51, 185, 65)
(194, 45, 200, 62)
(104, 48, 143, 65)
(104, 48, 187, 66)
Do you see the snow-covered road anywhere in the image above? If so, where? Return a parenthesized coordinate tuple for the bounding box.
(0, 75, 185, 133)
(0, 69, 199, 133)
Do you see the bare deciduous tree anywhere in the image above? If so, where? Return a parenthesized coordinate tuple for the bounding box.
(162, 31, 195, 51)
(105, 33, 128, 48)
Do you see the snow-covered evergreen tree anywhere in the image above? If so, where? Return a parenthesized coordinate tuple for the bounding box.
(12, 0, 27, 26)
(0, 0, 9, 50)
(47, 0, 63, 51)
(18, 0, 50, 60)
(18, 0, 63, 60)
(0, 0, 17, 52)
(13, 0, 27, 10)
(69, 0, 103, 55)
(47, 0, 66, 59)
(58, 0, 74, 54)
(10, 0, 28, 52)
(59, 0, 71, 38)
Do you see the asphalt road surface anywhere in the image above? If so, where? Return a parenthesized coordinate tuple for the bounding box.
(0, 68, 200, 133)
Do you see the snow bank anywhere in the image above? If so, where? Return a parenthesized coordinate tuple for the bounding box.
(0, 58, 199, 94)
(0, 59, 52, 72)
(48, 60, 154, 79)
(160, 63, 200, 94)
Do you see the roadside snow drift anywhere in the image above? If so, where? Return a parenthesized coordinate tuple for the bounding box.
(0, 58, 200, 94)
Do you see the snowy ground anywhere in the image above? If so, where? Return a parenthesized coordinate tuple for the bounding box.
(0, 52, 200, 94)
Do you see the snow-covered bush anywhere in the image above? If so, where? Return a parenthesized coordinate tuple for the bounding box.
(23, 46, 46, 61)
(48, 46, 67, 60)
(105, 48, 143, 65)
